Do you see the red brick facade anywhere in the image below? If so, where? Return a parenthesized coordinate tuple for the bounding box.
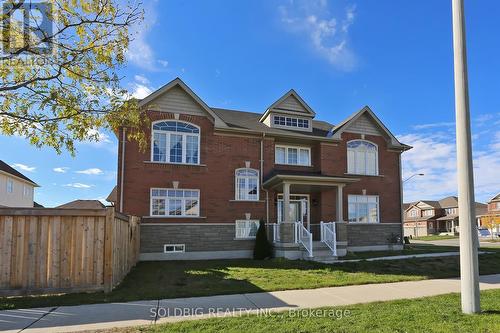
(117, 112, 403, 225)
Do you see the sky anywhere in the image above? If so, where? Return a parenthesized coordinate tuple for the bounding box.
(1, 0, 499, 207)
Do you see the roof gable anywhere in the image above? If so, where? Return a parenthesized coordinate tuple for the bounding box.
(138, 78, 227, 127)
(330, 106, 410, 151)
(260, 89, 315, 122)
(0, 160, 38, 186)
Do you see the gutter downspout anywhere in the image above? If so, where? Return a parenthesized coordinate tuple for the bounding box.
(119, 127, 126, 213)
(260, 133, 269, 224)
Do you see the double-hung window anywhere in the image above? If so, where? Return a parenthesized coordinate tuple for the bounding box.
(6, 179, 13, 193)
(348, 195, 379, 223)
(151, 189, 200, 217)
(235, 168, 259, 201)
(275, 145, 311, 166)
(235, 220, 259, 239)
(347, 140, 378, 175)
(152, 121, 200, 164)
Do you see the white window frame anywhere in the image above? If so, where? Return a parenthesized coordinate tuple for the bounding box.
(235, 220, 260, 239)
(164, 244, 185, 253)
(150, 188, 200, 217)
(347, 140, 379, 176)
(235, 168, 260, 201)
(275, 145, 311, 166)
(273, 115, 310, 130)
(423, 209, 433, 216)
(23, 185, 31, 197)
(6, 179, 13, 193)
(408, 209, 418, 218)
(151, 120, 201, 165)
(348, 195, 380, 223)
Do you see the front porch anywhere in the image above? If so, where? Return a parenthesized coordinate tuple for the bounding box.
(263, 173, 403, 261)
(263, 173, 355, 261)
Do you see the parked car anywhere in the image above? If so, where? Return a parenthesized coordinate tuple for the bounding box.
(478, 228, 491, 238)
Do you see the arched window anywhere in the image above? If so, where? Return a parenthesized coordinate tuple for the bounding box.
(347, 140, 378, 175)
(152, 121, 200, 164)
(235, 168, 259, 201)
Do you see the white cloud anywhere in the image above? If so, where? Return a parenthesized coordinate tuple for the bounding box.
(126, 2, 165, 71)
(130, 83, 153, 99)
(158, 59, 169, 67)
(84, 129, 112, 146)
(76, 168, 103, 175)
(279, 0, 357, 70)
(412, 122, 455, 130)
(399, 129, 500, 203)
(64, 183, 93, 189)
(11, 163, 36, 172)
(53, 167, 69, 173)
(134, 75, 150, 85)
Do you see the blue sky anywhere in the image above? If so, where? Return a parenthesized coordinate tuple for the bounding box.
(1, 0, 499, 207)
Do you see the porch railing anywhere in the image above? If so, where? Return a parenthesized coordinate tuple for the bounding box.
(296, 222, 313, 257)
(320, 221, 337, 256)
(272, 223, 281, 243)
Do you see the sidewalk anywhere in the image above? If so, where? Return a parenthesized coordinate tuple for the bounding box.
(2, 274, 500, 333)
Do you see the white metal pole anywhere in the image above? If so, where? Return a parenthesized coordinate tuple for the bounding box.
(451, 0, 480, 314)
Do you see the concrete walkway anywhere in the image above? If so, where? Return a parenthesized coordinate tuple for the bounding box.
(2, 274, 500, 333)
(333, 250, 488, 263)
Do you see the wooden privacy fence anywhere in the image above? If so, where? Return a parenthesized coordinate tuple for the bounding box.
(0, 207, 140, 296)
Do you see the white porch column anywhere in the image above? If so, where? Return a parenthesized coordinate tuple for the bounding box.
(336, 185, 344, 222)
(283, 182, 291, 223)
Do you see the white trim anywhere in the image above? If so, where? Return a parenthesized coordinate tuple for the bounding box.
(272, 115, 311, 131)
(150, 188, 200, 217)
(234, 168, 260, 201)
(150, 120, 201, 165)
(277, 194, 310, 227)
(347, 139, 379, 176)
(6, 179, 13, 194)
(138, 78, 228, 128)
(0, 170, 38, 187)
(275, 144, 311, 166)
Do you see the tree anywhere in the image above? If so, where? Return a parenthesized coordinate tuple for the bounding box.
(253, 220, 273, 260)
(0, 0, 146, 154)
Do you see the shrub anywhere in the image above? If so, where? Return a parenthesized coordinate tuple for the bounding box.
(253, 219, 273, 259)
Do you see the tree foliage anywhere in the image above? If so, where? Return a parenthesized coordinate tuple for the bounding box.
(0, 0, 146, 154)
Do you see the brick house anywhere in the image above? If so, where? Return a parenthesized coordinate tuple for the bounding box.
(478, 193, 500, 235)
(116, 78, 411, 261)
(403, 196, 488, 237)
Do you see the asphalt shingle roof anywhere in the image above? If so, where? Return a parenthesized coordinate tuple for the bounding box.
(0, 160, 38, 186)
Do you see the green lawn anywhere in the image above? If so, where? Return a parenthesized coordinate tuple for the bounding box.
(2, 247, 500, 310)
(413, 235, 458, 241)
(109, 289, 500, 333)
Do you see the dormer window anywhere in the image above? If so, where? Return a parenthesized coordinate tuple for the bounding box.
(273, 115, 310, 129)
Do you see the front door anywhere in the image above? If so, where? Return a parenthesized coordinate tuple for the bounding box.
(277, 194, 310, 229)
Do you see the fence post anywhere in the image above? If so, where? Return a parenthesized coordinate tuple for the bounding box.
(103, 208, 115, 293)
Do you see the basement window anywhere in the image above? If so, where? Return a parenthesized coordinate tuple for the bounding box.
(164, 244, 185, 253)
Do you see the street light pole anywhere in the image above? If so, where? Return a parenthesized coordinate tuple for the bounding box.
(402, 173, 424, 183)
(451, 0, 480, 314)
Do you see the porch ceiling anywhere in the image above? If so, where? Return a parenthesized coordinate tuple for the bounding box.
(263, 173, 360, 191)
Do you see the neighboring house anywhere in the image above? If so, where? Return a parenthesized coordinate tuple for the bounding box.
(56, 199, 106, 209)
(106, 186, 117, 206)
(403, 196, 487, 237)
(116, 77, 411, 260)
(478, 193, 500, 234)
(0, 160, 39, 208)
